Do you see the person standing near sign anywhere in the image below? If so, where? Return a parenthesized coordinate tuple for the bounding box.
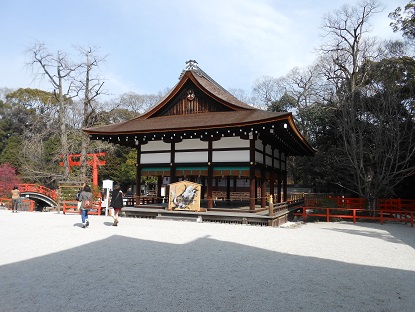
(79, 185, 93, 228)
(109, 184, 123, 226)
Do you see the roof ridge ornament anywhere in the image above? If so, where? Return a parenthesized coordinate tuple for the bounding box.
(178, 60, 235, 96)
(185, 59, 199, 70)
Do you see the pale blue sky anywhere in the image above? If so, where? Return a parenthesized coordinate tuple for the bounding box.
(0, 0, 407, 101)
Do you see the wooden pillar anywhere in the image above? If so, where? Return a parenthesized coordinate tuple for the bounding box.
(207, 141, 213, 209)
(249, 138, 256, 211)
(283, 171, 287, 202)
(278, 151, 282, 203)
(261, 167, 266, 208)
(201, 176, 205, 199)
(170, 142, 176, 183)
(226, 176, 231, 206)
(270, 170, 275, 202)
(261, 144, 267, 208)
(157, 176, 162, 203)
(270, 148, 275, 202)
(135, 144, 141, 207)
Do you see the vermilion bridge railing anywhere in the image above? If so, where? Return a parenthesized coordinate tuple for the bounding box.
(18, 184, 58, 201)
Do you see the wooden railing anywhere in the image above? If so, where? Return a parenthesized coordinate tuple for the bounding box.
(212, 191, 251, 201)
(293, 207, 414, 227)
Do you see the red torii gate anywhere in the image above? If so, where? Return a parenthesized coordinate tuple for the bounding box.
(60, 152, 106, 186)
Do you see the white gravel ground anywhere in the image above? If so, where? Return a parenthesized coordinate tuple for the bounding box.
(0, 210, 414, 312)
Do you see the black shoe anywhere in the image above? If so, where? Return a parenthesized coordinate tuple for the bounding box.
(82, 224, 86, 228)
(86, 220, 89, 227)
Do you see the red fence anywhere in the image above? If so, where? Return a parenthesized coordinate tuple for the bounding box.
(378, 198, 415, 211)
(297, 194, 415, 226)
(304, 194, 415, 211)
(62, 200, 102, 215)
(293, 207, 414, 227)
(0, 198, 36, 211)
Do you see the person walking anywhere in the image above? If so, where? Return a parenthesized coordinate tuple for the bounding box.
(76, 187, 83, 210)
(11, 186, 20, 213)
(109, 185, 123, 226)
(79, 185, 93, 228)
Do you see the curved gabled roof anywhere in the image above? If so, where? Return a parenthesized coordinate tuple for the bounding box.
(140, 67, 254, 119)
(84, 61, 315, 156)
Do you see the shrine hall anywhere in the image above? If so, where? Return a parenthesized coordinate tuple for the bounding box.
(84, 60, 314, 211)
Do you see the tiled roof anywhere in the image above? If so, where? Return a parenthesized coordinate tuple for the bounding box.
(84, 110, 290, 135)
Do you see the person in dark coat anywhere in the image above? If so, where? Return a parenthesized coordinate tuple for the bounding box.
(109, 184, 123, 226)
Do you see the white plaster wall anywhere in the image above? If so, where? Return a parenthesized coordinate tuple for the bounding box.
(255, 139, 263, 150)
(213, 137, 249, 149)
(212, 150, 249, 162)
(175, 152, 208, 163)
(266, 155, 272, 166)
(141, 141, 170, 152)
(274, 161, 280, 170)
(141, 152, 170, 164)
(176, 139, 208, 150)
(266, 145, 272, 156)
(255, 151, 263, 164)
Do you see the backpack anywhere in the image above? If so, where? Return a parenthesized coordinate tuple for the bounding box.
(84, 199, 92, 209)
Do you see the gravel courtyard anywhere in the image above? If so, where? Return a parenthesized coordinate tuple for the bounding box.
(1, 210, 414, 312)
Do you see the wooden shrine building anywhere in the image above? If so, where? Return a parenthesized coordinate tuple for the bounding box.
(84, 60, 314, 211)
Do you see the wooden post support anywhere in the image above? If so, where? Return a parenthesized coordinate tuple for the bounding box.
(269, 194, 274, 216)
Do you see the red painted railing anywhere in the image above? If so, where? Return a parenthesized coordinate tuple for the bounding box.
(18, 184, 57, 201)
(62, 200, 102, 215)
(294, 207, 414, 227)
(378, 198, 415, 211)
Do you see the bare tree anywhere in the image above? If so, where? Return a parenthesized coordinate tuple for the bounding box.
(339, 69, 415, 199)
(318, 0, 382, 94)
(118, 92, 161, 115)
(76, 47, 106, 182)
(252, 75, 286, 110)
(317, 0, 415, 201)
(27, 42, 81, 180)
(227, 88, 259, 107)
(283, 65, 332, 139)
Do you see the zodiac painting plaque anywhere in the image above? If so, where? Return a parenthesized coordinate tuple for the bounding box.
(168, 181, 201, 211)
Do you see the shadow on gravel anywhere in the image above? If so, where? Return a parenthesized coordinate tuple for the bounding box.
(0, 232, 414, 312)
(320, 221, 415, 249)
